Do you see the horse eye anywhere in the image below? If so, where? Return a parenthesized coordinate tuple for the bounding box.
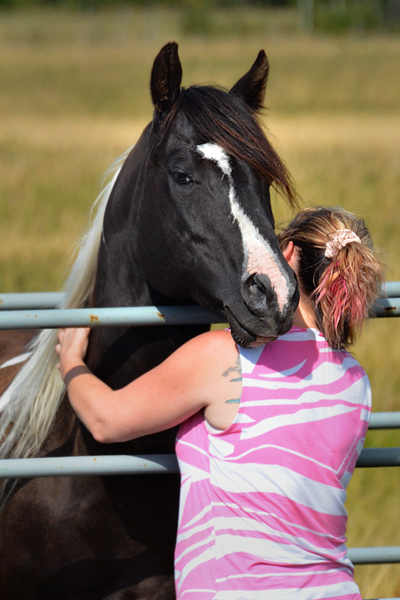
(172, 171, 193, 185)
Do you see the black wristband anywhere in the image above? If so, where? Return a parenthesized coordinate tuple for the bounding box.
(64, 365, 91, 387)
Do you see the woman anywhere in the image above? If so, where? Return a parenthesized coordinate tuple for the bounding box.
(56, 207, 384, 600)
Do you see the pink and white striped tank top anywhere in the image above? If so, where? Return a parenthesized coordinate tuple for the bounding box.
(175, 327, 370, 600)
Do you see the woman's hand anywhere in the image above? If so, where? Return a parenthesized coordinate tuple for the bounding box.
(55, 328, 90, 381)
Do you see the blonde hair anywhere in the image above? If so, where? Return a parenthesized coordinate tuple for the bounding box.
(278, 207, 384, 350)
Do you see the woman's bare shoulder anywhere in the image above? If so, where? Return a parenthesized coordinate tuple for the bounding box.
(159, 329, 239, 384)
(179, 329, 238, 362)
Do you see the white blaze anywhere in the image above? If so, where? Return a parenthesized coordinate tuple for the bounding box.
(197, 143, 289, 311)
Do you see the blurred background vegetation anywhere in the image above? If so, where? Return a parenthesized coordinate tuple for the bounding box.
(1, 0, 400, 33)
(0, 1, 399, 597)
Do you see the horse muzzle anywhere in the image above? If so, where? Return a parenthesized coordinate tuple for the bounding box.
(224, 273, 299, 348)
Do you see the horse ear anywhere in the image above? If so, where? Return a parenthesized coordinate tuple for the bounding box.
(150, 42, 183, 118)
(229, 50, 269, 112)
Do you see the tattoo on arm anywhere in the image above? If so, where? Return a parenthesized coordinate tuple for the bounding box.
(222, 355, 242, 380)
(222, 355, 242, 404)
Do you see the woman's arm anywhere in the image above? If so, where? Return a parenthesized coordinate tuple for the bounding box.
(56, 327, 241, 443)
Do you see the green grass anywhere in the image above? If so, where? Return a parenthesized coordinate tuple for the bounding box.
(0, 6, 399, 597)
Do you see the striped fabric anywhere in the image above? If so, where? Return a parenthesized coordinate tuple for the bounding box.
(175, 327, 370, 600)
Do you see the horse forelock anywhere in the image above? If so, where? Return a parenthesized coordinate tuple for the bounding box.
(161, 85, 298, 208)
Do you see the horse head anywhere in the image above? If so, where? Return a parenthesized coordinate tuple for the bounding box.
(133, 42, 299, 347)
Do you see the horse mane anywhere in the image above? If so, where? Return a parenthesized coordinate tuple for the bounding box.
(163, 85, 298, 208)
(0, 150, 130, 465)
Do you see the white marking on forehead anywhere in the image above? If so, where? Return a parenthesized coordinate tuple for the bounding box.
(196, 142, 290, 312)
(197, 143, 231, 176)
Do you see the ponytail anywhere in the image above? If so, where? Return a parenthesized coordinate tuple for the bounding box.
(278, 207, 384, 350)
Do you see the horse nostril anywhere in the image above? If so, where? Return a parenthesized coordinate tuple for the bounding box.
(249, 274, 266, 295)
(246, 273, 275, 305)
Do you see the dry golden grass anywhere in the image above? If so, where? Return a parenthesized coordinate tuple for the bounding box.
(269, 114, 400, 152)
(0, 7, 399, 597)
(267, 112, 400, 279)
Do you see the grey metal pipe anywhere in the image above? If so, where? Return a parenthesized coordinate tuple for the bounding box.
(368, 412, 400, 429)
(0, 292, 64, 310)
(0, 447, 398, 479)
(371, 297, 400, 318)
(381, 281, 400, 298)
(0, 305, 223, 330)
(0, 300, 398, 330)
(0, 454, 179, 478)
(347, 546, 400, 564)
(356, 447, 400, 468)
(0, 282, 399, 311)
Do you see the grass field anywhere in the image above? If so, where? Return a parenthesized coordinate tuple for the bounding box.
(0, 6, 399, 597)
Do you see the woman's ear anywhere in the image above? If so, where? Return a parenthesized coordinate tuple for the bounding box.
(283, 241, 296, 266)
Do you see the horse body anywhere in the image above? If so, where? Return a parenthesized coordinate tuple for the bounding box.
(0, 43, 298, 599)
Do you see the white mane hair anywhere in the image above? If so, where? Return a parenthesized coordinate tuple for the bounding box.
(0, 149, 131, 462)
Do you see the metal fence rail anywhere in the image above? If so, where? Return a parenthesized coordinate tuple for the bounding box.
(1, 445, 399, 479)
(0, 299, 398, 330)
(373, 297, 400, 318)
(0, 292, 64, 310)
(0, 281, 398, 311)
(0, 454, 179, 478)
(348, 547, 400, 565)
(369, 411, 400, 429)
(0, 305, 222, 330)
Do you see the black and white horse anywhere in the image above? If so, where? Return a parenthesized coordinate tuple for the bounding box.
(0, 42, 298, 600)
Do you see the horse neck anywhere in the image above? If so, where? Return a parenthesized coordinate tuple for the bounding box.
(87, 229, 198, 385)
(85, 130, 203, 385)
(92, 125, 161, 310)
